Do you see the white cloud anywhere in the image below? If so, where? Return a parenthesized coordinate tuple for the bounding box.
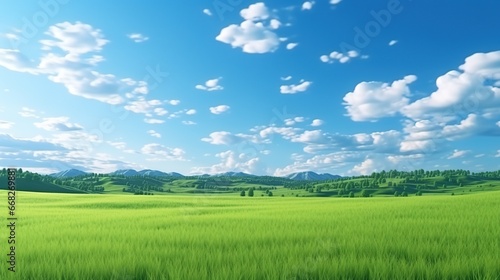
(321, 50, 361, 64)
(19, 107, 40, 118)
(330, 0, 342, 4)
(281, 76, 292, 81)
(302, 1, 315, 10)
(0, 49, 37, 74)
(273, 151, 359, 177)
(203, 9, 213, 16)
(144, 118, 165, 124)
(168, 100, 180, 105)
(284, 117, 305, 126)
(496, 150, 500, 157)
(389, 40, 398, 46)
(182, 121, 196, 125)
(147, 130, 161, 138)
(196, 77, 224, 91)
(209, 105, 230, 114)
(186, 109, 197, 115)
(34, 117, 83, 131)
(259, 126, 300, 140)
(286, 43, 298, 50)
(291, 130, 325, 144)
(343, 75, 417, 121)
(201, 131, 243, 145)
(240, 2, 270, 21)
(0, 121, 14, 129)
(141, 143, 185, 161)
(311, 119, 324, 127)
(124, 99, 163, 114)
(191, 150, 262, 175)
(447, 149, 469, 159)
(280, 80, 312, 94)
(270, 19, 281, 30)
(216, 20, 280, 54)
(216, 3, 281, 54)
(127, 33, 149, 43)
(154, 108, 168, 116)
(40, 21, 108, 55)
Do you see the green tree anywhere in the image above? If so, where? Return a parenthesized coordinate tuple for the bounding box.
(268, 191, 273, 197)
(240, 190, 245, 197)
(248, 188, 254, 197)
(361, 189, 369, 197)
(349, 191, 354, 198)
(394, 191, 400, 197)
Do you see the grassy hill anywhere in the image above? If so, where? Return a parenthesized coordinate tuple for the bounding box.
(0, 176, 86, 194)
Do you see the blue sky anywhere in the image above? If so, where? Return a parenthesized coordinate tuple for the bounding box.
(0, 0, 499, 176)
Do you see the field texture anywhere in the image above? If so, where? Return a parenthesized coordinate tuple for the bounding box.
(1, 191, 499, 279)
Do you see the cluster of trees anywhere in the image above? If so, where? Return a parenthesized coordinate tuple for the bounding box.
(122, 188, 155, 195)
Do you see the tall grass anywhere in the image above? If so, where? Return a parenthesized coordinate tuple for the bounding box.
(1, 191, 499, 279)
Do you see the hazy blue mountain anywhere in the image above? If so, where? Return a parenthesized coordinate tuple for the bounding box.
(215, 172, 254, 177)
(110, 169, 140, 176)
(285, 171, 341, 181)
(50, 169, 87, 178)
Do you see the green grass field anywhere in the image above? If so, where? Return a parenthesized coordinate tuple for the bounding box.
(2, 190, 499, 279)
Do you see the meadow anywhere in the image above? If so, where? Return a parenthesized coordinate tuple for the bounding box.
(1, 190, 499, 279)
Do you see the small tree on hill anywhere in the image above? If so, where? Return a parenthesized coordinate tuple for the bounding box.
(240, 190, 245, 197)
(248, 188, 254, 197)
(361, 189, 369, 197)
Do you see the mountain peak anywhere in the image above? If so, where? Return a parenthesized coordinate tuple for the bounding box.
(285, 171, 341, 181)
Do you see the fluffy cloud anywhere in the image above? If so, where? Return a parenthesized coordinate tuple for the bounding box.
(343, 75, 417, 121)
(389, 40, 398, 46)
(311, 119, 324, 127)
(280, 80, 312, 94)
(34, 117, 83, 131)
(185, 109, 197, 115)
(127, 33, 149, 43)
(147, 130, 161, 138)
(0, 22, 151, 105)
(203, 9, 212, 16)
(320, 50, 362, 64)
(124, 99, 163, 114)
(191, 150, 262, 175)
(40, 21, 108, 54)
(302, 1, 315, 10)
(140, 143, 185, 161)
(209, 105, 230, 114)
(196, 77, 224, 91)
(201, 131, 243, 145)
(284, 117, 305, 126)
(330, 0, 342, 4)
(240, 2, 270, 21)
(0, 49, 38, 73)
(216, 3, 281, 54)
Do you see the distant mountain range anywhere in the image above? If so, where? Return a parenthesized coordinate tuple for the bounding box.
(50, 169, 341, 180)
(50, 169, 87, 178)
(285, 171, 341, 181)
